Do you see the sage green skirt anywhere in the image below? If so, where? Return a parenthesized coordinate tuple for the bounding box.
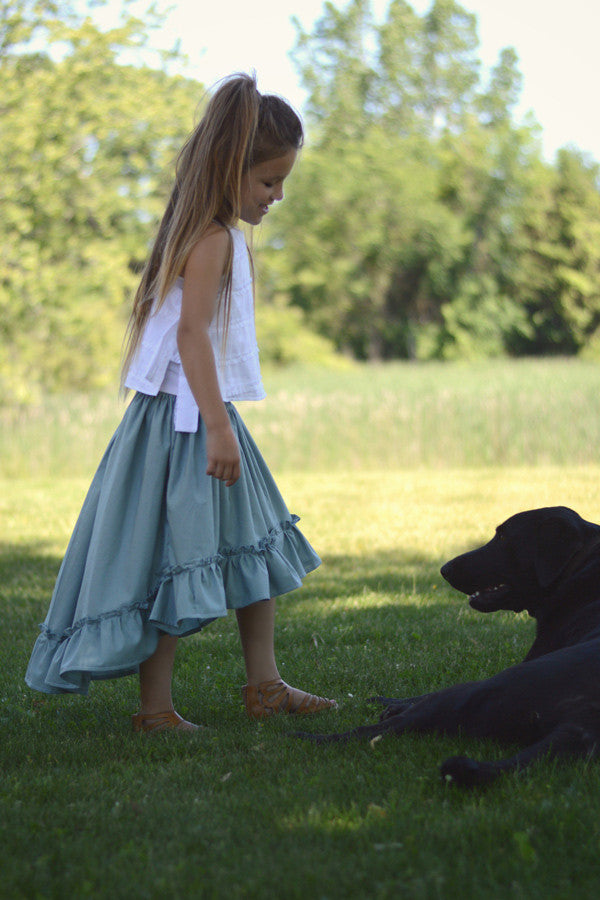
(25, 392, 320, 694)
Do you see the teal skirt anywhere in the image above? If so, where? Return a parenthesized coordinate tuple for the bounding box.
(25, 393, 320, 694)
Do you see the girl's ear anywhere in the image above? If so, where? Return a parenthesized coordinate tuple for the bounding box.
(534, 515, 584, 588)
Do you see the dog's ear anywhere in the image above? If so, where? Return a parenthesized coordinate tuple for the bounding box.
(535, 516, 584, 587)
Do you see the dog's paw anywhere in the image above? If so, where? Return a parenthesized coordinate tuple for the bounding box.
(440, 756, 501, 788)
(378, 700, 415, 721)
(379, 705, 400, 721)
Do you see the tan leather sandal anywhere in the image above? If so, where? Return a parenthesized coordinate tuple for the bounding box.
(131, 710, 200, 734)
(242, 679, 338, 719)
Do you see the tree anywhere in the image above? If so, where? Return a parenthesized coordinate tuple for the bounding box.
(432, 48, 544, 358)
(0, 1, 201, 402)
(508, 149, 600, 355)
(292, 0, 378, 142)
(279, 0, 547, 360)
(0, 0, 65, 55)
(418, 0, 480, 133)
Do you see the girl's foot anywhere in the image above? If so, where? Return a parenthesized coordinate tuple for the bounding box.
(131, 709, 200, 734)
(242, 679, 338, 719)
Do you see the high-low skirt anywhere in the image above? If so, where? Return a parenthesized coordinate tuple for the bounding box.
(25, 392, 320, 695)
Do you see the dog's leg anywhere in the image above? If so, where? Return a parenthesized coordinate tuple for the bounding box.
(375, 693, 436, 721)
(294, 713, 404, 745)
(369, 692, 440, 721)
(441, 722, 597, 789)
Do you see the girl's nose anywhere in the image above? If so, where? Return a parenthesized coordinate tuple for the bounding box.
(272, 184, 284, 202)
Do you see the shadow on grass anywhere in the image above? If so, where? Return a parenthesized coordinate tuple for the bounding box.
(0, 542, 62, 683)
(1, 537, 536, 757)
(0, 540, 451, 618)
(0, 541, 61, 597)
(1, 537, 533, 676)
(303, 548, 450, 602)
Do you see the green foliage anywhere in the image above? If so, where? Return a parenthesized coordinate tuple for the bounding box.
(280, 0, 600, 362)
(541, 150, 600, 350)
(0, 1, 201, 402)
(435, 276, 525, 359)
(255, 294, 350, 368)
(261, 126, 445, 360)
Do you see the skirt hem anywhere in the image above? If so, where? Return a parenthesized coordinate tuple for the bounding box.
(26, 516, 320, 695)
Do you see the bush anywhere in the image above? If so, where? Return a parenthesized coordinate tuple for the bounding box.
(256, 295, 351, 369)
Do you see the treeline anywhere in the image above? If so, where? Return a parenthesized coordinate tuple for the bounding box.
(2, 1, 600, 404)
(265, 0, 600, 361)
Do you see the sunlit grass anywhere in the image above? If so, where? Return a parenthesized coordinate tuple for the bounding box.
(4, 359, 600, 897)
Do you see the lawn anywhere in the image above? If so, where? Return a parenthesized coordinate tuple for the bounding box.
(2, 360, 600, 898)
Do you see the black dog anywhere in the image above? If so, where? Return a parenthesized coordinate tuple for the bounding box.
(299, 507, 600, 787)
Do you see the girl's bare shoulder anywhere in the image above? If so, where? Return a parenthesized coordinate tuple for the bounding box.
(185, 225, 230, 278)
(193, 222, 230, 252)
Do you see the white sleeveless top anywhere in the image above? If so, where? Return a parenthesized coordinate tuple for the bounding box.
(124, 227, 266, 432)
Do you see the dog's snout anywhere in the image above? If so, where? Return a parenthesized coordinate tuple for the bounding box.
(441, 559, 457, 582)
(440, 561, 451, 579)
(441, 554, 478, 594)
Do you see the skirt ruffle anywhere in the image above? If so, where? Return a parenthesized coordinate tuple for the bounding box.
(25, 393, 320, 694)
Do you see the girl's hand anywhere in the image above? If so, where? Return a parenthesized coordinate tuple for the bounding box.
(206, 424, 241, 487)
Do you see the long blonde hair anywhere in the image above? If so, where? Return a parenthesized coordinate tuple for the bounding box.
(121, 72, 303, 385)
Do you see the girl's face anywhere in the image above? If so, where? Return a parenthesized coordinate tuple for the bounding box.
(240, 148, 297, 225)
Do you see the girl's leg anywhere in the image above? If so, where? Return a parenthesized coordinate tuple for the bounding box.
(134, 634, 198, 732)
(236, 598, 337, 717)
(138, 634, 179, 713)
(235, 597, 279, 684)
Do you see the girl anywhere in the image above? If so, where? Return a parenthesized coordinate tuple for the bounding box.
(25, 73, 337, 733)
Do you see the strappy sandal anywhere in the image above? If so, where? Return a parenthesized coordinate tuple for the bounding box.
(242, 679, 338, 719)
(131, 710, 200, 734)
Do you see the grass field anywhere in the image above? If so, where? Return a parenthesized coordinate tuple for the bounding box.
(3, 357, 600, 478)
(3, 359, 600, 898)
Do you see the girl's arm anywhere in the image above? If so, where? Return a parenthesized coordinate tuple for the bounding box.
(177, 227, 240, 487)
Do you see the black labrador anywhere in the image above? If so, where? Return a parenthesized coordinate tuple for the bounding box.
(299, 506, 600, 787)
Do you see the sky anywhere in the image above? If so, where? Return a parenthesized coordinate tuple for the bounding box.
(104, 0, 600, 163)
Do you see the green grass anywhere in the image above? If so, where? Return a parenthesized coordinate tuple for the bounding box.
(3, 357, 600, 477)
(3, 360, 600, 897)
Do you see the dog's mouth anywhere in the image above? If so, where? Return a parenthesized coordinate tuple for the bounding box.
(468, 584, 511, 611)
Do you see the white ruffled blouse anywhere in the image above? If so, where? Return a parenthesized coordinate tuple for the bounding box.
(124, 227, 266, 432)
